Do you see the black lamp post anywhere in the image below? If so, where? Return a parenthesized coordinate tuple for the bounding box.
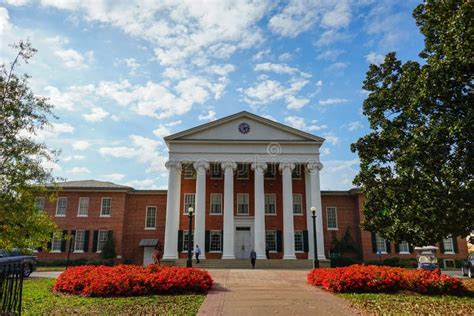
(311, 206, 319, 269)
(186, 207, 194, 268)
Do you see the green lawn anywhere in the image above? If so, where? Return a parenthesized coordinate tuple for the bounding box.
(22, 278, 205, 315)
(35, 266, 65, 271)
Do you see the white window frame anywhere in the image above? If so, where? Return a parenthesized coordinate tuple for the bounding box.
(294, 231, 304, 253)
(236, 193, 249, 215)
(74, 230, 85, 253)
(210, 163, 222, 179)
(443, 236, 455, 254)
(55, 197, 67, 217)
(183, 164, 196, 179)
(326, 207, 338, 230)
(292, 194, 303, 215)
(399, 241, 410, 254)
(209, 230, 222, 252)
(100, 197, 112, 217)
(145, 206, 157, 230)
(375, 233, 387, 254)
(183, 193, 196, 214)
(292, 164, 302, 179)
(265, 230, 277, 252)
(264, 194, 276, 215)
(35, 197, 45, 210)
(182, 230, 194, 252)
(51, 236, 62, 253)
(96, 230, 109, 253)
(209, 193, 222, 215)
(77, 197, 89, 217)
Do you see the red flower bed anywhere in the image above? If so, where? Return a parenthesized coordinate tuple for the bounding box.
(307, 265, 465, 295)
(54, 265, 213, 297)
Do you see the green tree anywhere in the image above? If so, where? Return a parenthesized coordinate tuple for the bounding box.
(0, 41, 59, 250)
(100, 232, 116, 260)
(351, 0, 473, 245)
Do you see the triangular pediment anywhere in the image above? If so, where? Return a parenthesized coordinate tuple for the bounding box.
(164, 111, 325, 144)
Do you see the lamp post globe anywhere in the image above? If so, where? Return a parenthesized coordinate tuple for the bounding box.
(186, 207, 194, 268)
(311, 206, 319, 269)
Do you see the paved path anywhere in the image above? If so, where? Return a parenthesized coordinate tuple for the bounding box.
(30, 271, 62, 278)
(198, 269, 359, 316)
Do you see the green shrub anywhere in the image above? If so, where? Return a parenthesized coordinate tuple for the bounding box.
(37, 258, 113, 267)
(330, 257, 360, 267)
(100, 232, 116, 260)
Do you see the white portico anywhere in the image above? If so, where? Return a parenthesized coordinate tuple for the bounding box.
(162, 111, 327, 261)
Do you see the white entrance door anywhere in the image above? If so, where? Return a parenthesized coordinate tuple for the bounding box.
(235, 227, 253, 259)
(143, 247, 154, 266)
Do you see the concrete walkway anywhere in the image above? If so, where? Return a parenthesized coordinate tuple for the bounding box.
(198, 269, 359, 316)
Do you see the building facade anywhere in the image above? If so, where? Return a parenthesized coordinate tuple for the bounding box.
(37, 112, 468, 267)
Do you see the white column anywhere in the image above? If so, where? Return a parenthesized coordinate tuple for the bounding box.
(307, 162, 326, 260)
(163, 160, 182, 259)
(221, 161, 237, 259)
(251, 162, 267, 259)
(193, 161, 209, 259)
(305, 169, 315, 259)
(279, 162, 296, 259)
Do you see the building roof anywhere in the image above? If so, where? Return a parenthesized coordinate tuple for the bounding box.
(49, 180, 133, 191)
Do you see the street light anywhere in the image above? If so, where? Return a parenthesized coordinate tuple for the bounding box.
(311, 206, 320, 269)
(186, 207, 194, 268)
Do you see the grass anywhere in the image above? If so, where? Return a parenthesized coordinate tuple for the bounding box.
(338, 279, 474, 315)
(22, 278, 205, 315)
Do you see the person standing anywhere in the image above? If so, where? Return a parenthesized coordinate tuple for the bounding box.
(250, 249, 257, 269)
(153, 241, 162, 265)
(195, 245, 201, 264)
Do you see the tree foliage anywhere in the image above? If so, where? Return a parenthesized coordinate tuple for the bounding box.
(351, 0, 473, 245)
(100, 232, 116, 260)
(0, 41, 59, 250)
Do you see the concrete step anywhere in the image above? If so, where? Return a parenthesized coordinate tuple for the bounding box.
(161, 259, 326, 269)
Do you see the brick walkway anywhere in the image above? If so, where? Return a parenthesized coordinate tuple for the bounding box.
(198, 269, 359, 316)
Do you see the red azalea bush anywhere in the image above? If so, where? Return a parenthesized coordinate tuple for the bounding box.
(53, 265, 213, 297)
(307, 265, 465, 295)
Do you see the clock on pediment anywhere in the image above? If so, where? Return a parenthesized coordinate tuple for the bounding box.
(238, 122, 250, 134)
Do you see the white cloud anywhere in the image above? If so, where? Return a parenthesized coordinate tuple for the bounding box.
(62, 155, 85, 161)
(316, 49, 345, 61)
(101, 173, 126, 182)
(254, 62, 305, 76)
(198, 109, 216, 121)
(365, 52, 385, 65)
(71, 140, 90, 151)
(43, 84, 95, 111)
(320, 158, 359, 190)
(54, 48, 93, 69)
(4, 0, 29, 6)
(68, 166, 91, 174)
(325, 61, 348, 72)
(319, 98, 348, 106)
(315, 80, 323, 94)
(347, 121, 363, 131)
(83, 107, 109, 122)
(124, 178, 157, 189)
(153, 125, 171, 138)
(284, 116, 327, 132)
(0, 7, 11, 36)
(32, 122, 74, 141)
(124, 57, 140, 74)
(278, 52, 292, 61)
(252, 49, 271, 61)
(322, 133, 339, 145)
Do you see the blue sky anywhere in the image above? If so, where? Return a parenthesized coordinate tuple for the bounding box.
(0, 0, 424, 190)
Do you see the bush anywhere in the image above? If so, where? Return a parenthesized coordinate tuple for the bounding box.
(307, 265, 465, 295)
(54, 265, 213, 297)
(37, 259, 113, 267)
(330, 257, 360, 267)
(100, 232, 116, 260)
(363, 257, 417, 268)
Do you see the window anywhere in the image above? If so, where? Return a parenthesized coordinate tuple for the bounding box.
(97, 230, 109, 252)
(399, 241, 410, 254)
(51, 236, 62, 252)
(56, 197, 67, 216)
(145, 206, 157, 229)
(264, 163, 276, 179)
(326, 207, 338, 229)
(292, 164, 302, 179)
(210, 163, 222, 178)
(443, 236, 454, 253)
(210, 231, 222, 252)
(236, 163, 249, 179)
(210, 193, 222, 215)
(78, 197, 89, 217)
(182, 164, 196, 179)
(184, 194, 196, 214)
(264, 194, 276, 215)
(444, 259, 456, 269)
(265, 231, 277, 252)
(375, 233, 387, 253)
(293, 194, 302, 215)
(237, 194, 249, 215)
(294, 231, 304, 252)
(35, 197, 45, 210)
(183, 231, 194, 252)
(101, 197, 111, 216)
(74, 230, 85, 252)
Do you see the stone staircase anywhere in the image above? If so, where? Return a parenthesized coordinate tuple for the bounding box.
(161, 259, 327, 269)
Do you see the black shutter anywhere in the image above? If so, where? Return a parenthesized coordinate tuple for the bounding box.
(47, 233, 52, 251)
(70, 230, 76, 252)
(220, 230, 224, 252)
(371, 232, 377, 253)
(276, 231, 283, 253)
(177, 230, 183, 252)
(409, 244, 414, 253)
(439, 240, 445, 253)
(395, 243, 399, 253)
(205, 230, 210, 252)
(84, 230, 90, 252)
(108, 230, 113, 240)
(386, 241, 391, 253)
(61, 230, 67, 252)
(303, 230, 309, 252)
(453, 237, 459, 253)
(92, 230, 99, 252)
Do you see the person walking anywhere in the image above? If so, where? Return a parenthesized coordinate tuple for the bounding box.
(195, 245, 201, 264)
(153, 241, 162, 265)
(250, 249, 257, 269)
